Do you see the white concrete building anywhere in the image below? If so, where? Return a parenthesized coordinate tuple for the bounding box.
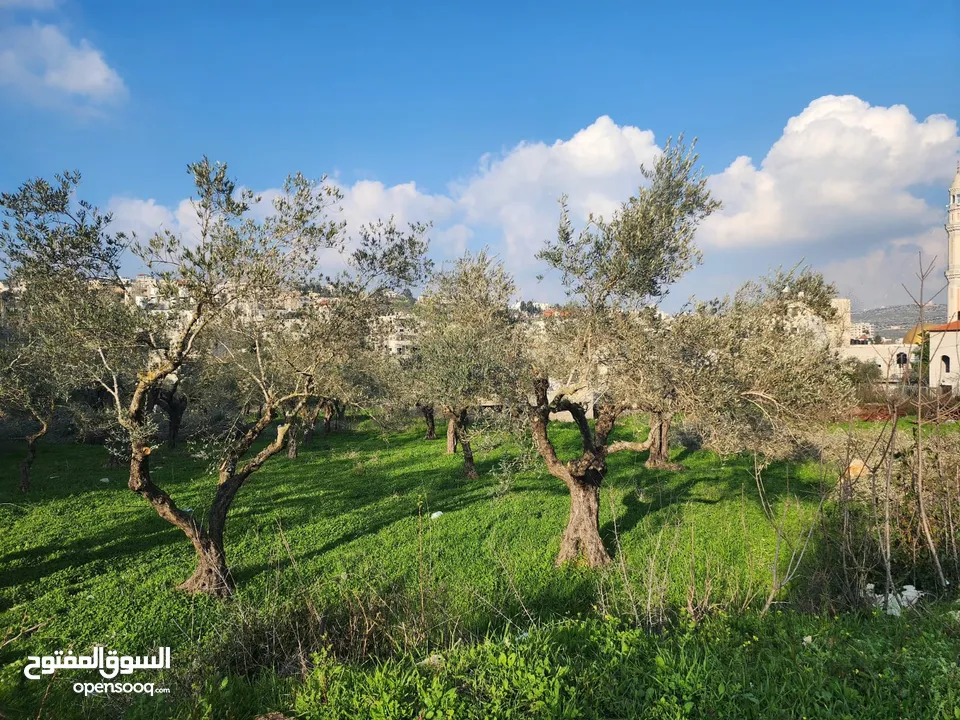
(127, 274, 161, 308)
(834, 297, 916, 382)
(928, 324, 960, 390)
(833, 166, 960, 387)
(843, 343, 914, 382)
(381, 313, 418, 356)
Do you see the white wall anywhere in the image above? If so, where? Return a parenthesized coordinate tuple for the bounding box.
(927, 331, 960, 390)
(839, 343, 914, 382)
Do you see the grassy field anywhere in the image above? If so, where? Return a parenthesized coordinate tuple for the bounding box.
(1, 419, 958, 718)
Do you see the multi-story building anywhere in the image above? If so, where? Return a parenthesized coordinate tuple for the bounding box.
(381, 312, 418, 356)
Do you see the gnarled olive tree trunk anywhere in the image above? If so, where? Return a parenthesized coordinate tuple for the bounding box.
(556, 471, 609, 566)
(177, 528, 232, 596)
(19, 417, 49, 494)
(148, 377, 188, 449)
(528, 378, 655, 567)
(645, 411, 682, 469)
(322, 403, 333, 435)
(287, 424, 299, 459)
(127, 438, 237, 595)
(165, 390, 187, 449)
(418, 403, 437, 440)
(175, 410, 294, 597)
(444, 407, 477, 478)
(446, 416, 458, 454)
(456, 413, 478, 480)
(646, 412, 670, 466)
(302, 400, 322, 445)
(122, 327, 301, 597)
(529, 378, 612, 566)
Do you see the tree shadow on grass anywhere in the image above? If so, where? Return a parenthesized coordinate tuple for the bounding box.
(0, 516, 186, 598)
(600, 449, 824, 543)
(229, 474, 508, 587)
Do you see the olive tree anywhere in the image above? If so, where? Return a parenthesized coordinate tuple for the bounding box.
(390, 351, 439, 441)
(598, 265, 845, 471)
(0, 172, 128, 491)
(415, 250, 520, 478)
(529, 136, 720, 566)
(159, 173, 429, 596)
(70, 161, 347, 595)
(8, 158, 427, 596)
(181, 235, 431, 597)
(667, 269, 853, 459)
(0, 320, 63, 492)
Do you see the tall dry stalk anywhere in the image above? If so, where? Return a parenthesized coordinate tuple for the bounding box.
(903, 254, 948, 588)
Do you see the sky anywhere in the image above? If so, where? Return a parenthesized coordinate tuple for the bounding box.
(1, 0, 959, 310)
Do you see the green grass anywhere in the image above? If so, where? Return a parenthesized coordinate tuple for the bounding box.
(0, 419, 957, 718)
(265, 611, 960, 720)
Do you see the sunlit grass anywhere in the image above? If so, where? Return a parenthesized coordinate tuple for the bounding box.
(2, 418, 957, 718)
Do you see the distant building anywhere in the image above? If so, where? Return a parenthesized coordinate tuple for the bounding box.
(381, 313, 418, 356)
(831, 165, 960, 388)
(128, 274, 161, 308)
(512, 300, 554, 313)
(835, 298, 915, 382)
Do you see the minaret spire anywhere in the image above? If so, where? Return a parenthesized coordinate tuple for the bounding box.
(947, 162, 960, 322)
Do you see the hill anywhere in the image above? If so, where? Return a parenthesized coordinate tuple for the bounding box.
(852, 303, 947, 340)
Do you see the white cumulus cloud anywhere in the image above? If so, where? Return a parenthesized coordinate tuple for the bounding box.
(101, 96, 960, 307)
(455, 116, 660, 257)
(337, 179, 456, 231)
(0, 22, 126, 109)
(107, 197, 200, 246)
(701, 95, 959, 249)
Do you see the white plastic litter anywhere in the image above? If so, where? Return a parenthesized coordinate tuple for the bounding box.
(864, 583, 924, 616)
(99, 478, 110, 483)
(417, 654, 443, 669)
(430, 511, 443, 520)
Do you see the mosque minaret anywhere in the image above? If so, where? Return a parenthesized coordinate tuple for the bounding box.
(947, 162, 960, 322)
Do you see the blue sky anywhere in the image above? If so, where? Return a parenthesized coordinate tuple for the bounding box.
(1, 0, 959, 309)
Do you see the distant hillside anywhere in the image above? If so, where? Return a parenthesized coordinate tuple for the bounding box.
(852, 304, 948, 340)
